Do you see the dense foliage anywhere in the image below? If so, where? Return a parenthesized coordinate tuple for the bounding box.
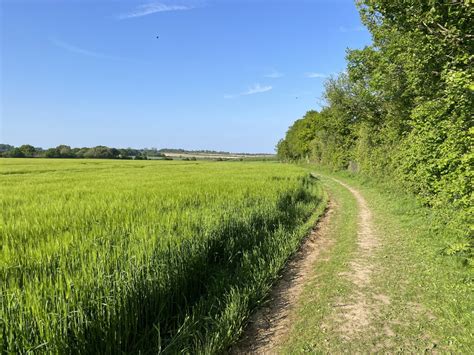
(277, 1, 472, 257)
(0, 159, 323, 353)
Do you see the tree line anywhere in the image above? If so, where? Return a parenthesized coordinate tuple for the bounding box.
(0, 144, 275, 160)
(0, 144, 164, 160)
(278, 0, 472, 216)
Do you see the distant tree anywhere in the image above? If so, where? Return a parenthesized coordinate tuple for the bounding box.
(276, 111, 320, 162)
(119, 148, 141, 158)
(45, 148, 60, 158)
(276, 139, 291, 161)
(55, 145, 74, 158)
(0, 144, 14, 153)
(71, 148, 82, 157)
(7, 148, 25, 158)
(83, 146, 114, 159)
(74, 148, 90, 158)
(110, 148, 120, 159)
(19, 144, 36, 157)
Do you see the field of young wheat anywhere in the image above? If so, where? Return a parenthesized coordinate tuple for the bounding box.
(0, 159, 325, 353)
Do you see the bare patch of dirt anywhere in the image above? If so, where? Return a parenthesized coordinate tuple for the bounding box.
(384, 325, 396, 337)
(374, 293, 391, 305)
(231, 199, 336, 354)
(335, 294, 372, 339)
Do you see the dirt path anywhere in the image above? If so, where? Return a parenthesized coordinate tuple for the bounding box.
(232, 177, 384, 353)
(328, 178, 385, 339)
(231, 199, 336, 354)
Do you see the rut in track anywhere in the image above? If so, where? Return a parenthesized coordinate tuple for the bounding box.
(231, 199, 336, 354)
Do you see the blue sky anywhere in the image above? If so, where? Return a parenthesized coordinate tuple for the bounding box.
(1, 0, 371, 153)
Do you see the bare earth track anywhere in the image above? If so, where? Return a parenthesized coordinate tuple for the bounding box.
(232, 177, 382, 354)
(328, 178, 384, 340)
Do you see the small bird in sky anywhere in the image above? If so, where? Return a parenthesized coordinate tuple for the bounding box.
(156, 36, 159, 39)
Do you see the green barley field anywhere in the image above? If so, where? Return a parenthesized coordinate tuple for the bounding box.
(0, 159, 325, 353)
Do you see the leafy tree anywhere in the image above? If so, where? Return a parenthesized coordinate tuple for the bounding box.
(56, 145, 75, 158)
(7, 148, 25, 158)
(19, 145, 36, 157)
(0, 144, 14, 153)
(83, 146, 116, 159)
(45, 148, 60, 158)
(277, 111, 320, 161)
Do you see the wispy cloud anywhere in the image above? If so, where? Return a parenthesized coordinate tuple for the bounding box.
(339, 25, 365, 33)
(264, 70, 284, 79)
(305, 72, 329, 79)
(50, 38, 129, 61)
(225, 83, 273, 99)
(118, 2, 193, 19)
(245, 84, 272, 95)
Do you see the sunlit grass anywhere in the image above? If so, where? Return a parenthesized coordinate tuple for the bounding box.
(281, 170, 473, 353)
(0, 159, 325, 353)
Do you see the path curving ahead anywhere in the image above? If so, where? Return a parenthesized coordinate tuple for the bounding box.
(232, 176, 382, 353)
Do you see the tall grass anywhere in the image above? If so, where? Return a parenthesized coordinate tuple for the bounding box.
(0, 159, 324, 353)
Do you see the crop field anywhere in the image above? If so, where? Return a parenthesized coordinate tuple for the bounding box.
(0, 159, 324, 353)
